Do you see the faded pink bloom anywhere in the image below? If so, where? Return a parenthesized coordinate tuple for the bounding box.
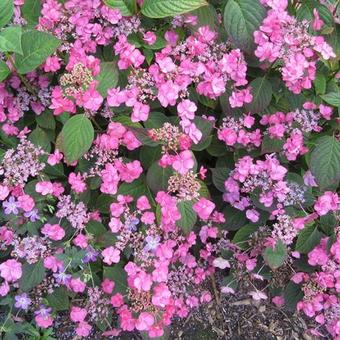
(0, 185, 10, 200)
(212, 257, 230, 269)
(249, 290, 267, 301)
(35, 181, 54, 196)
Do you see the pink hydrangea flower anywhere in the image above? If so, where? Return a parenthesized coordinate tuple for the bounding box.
(68, 172, 87, 194)
(76, 322, 92, 337)
(111, 293, 124, 307)
(0, 259, 22, 282)
(41, 223, 65, 241)
(102, 247, 121, 265)
(35, 181, 54, 196)
(101, 279, 115, 294)
(177, 99, 197, 120)
(35, 314, 53, 329)
(314, 191, 339, 216)
(69, 278, 86, 293)
(131, 102, 150, 122)
(135, 312, 155, 331)
(143, 31, 157, 45)
(312, 9, 324, 31)
(172, 150, 195, 175)
(70, 306, 87, 322)
(17, 194, 35, 212)
(193, 198, 215, 220)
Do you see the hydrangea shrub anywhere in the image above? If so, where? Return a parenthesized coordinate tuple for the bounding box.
(0, 0, 339, 338)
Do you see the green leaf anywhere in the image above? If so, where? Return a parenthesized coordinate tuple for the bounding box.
(261, 136, 284, 155)
(189, 4, 217, 31)
(140, 145, 162, 169)
(104, 265, 128, 294)
(223, 0, 266, 54)
(233, 224, 258, 249)
(57, 247, 86, 269)
(263, 240, 287, 269)
(96, 61, 119, 98)
(86, 220, 107, 237)
(0, 26, 22, 54)
(36, 110, 56, 130)
(144, 111, 167, 129)
(176, 200, 197, 234)
(60, 114, 94, 163)
(142, 0, 207, 18)
(21, 0, 41, 26)
(19, 260, 46, 292)
(211, 167, 229, 192)
(28, 127, 51, 152)
(314, 73, 326, 95)
(117, 175, 149, 199)
(221, 205, 247, 231)
(146, 161, 173, 193)
(320, 213, 337, 235)
(0, 0, 14, 29)
(296, 0, 333, 26)
(112, 114, 142, 128)
(207, 136, 229, 157)
(15, 30, 60, 74)
(46, 287, 69, 311)
(198, 180, 210, 198)
(321, 92, 340, 107)
(0, 60, 10, 82)
(310, 136, 340, 190)
(295, 224, 323, 254)
(104, 0, 136, 16)
(284, 282, 303, 312)
(191, 116, 213, 151)
(245, 77, 272, 113)
(94, 194, 115, 214)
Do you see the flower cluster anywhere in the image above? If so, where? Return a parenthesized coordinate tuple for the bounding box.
(260, 102, 333, 160)
(294, 235, 340, 338)
(98, 194, 217, 336)
(223, 154, 301, 222)
(255, 1, 335, 93)
(217, 114, 262, 149)
(108, 25, 251, 143)
(0, 0, 339, 339)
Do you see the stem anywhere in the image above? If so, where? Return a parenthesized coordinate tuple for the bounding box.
(211, 274, 221, 305)
(90, 117, 102, 131)
(0, 306, 13, 334)
(88, 264, 95, 287)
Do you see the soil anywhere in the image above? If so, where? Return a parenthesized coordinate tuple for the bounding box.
(51, 292, 328, 340)
(170, 294, 325, 340)
(1, 281, 329, 340)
